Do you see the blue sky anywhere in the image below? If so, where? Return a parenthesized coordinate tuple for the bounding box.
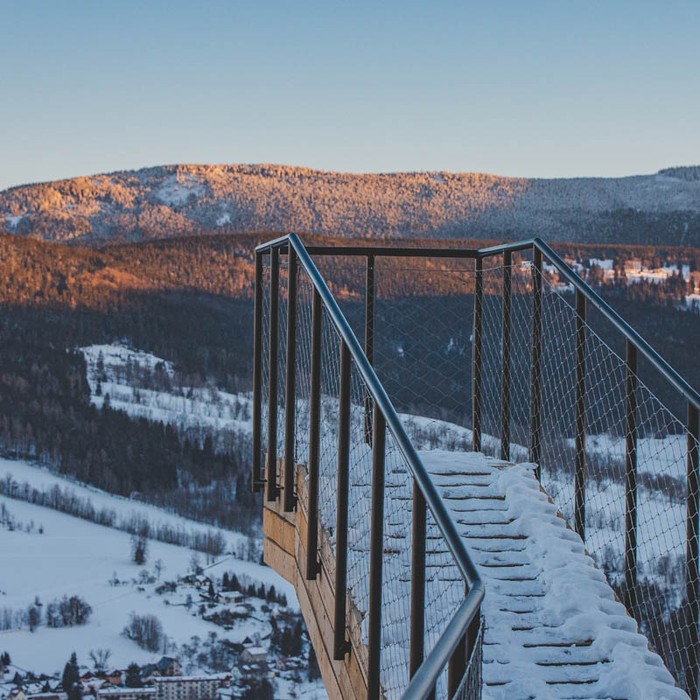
(1, 0, 698, 190)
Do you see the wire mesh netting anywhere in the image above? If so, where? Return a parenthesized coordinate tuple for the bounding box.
(257, 250, 483, 699)
(256, 243, 700, 696)
(525, 266, 700, 693)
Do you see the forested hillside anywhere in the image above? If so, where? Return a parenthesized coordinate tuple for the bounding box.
(2, 164, 700, 247)
(0, 230, 696, 528)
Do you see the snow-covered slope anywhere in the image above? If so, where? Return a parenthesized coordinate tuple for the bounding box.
(0, 489, 292, 675)
(81, 344, 252, 446)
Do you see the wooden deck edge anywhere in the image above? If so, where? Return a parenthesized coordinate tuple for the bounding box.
(262, 462, 369, 700)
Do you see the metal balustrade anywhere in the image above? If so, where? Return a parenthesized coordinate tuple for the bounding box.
(252, 234, 485, 699)
(252, 234, 700, 698)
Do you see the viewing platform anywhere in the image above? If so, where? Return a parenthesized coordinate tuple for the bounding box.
(263, 449, 685, 699)
(252, 235, 700, 699)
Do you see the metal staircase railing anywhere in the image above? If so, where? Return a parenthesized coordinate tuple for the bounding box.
(264, 236, 700, 697)
(251, 234, 485, 699)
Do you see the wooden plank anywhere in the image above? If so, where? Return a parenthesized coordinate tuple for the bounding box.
(263, 507, 296, 555)
(262, 537, 296, 585)
(264, 462, 376, 700)
(294, 556, 360, 700)
(295, 522, 369, 689)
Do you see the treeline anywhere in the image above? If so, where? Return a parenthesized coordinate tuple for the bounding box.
(1, 595, 91, 632)
(0, 476, 235, 557)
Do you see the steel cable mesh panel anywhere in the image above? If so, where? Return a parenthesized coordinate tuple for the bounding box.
(259, 261, 271, 481)
(453, 620, 484, 700)
(377, 428, 413, 698)
(345, 363, 374, 628)
(424, 504, 467, 698)
(312, 255, 367, 340)
(293, 273, 314, 466)
(509, 260, 537, 458)
(476, 256, 535, 462)
(316, 306, 343, 584)
(531, 268, 700, 693)
(276, 259, 289, 462)
(372, 257, 477, 446)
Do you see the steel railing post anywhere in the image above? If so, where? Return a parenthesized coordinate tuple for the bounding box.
(252, 250, 264, 492)
(266, 247, 280, 502)
(367, 409, 386, 699)
(333, 339, 352, 660)
(283, 246, 298, 512)
(410, 482, 426, 680)
(447, 633, 466, 698)
(624, 340, 638, 613)
(449, 610, 481, 698)
(686, 402, 699, 698)
(501, 251, 512, 461)
(574, 289, 587, 540)
(530, 247, 543, 479)
(364, 254, 375, 444)
(306, 288, 322, 580)
(472, 257, 483, 453)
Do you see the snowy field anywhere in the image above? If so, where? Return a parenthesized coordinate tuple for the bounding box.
(0, 457, 248, 556)
(0, 490, 294, 676)
(0, 344, 327, 697)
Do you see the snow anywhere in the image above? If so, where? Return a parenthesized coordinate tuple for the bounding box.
(81, 345, 252, 438)
(426, 454, 688, 700)
(0, 493, 293, 676)
(155, 175, 205, 206)
(0, 457, 247, 555)
(4, 216, 23, 229)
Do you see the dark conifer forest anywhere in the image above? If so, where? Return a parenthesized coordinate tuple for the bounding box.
(0, 231, 697, 534)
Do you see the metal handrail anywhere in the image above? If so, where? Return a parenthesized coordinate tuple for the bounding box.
(254, 232, 700, 697)
(254, 233, 485, 699)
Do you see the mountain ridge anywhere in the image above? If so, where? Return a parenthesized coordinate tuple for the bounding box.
(2, 163, 699, 247)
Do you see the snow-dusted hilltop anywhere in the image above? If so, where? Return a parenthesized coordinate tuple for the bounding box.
(1, 164, 699, 247)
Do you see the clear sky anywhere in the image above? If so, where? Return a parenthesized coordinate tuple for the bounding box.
(1, 0, 699, 190)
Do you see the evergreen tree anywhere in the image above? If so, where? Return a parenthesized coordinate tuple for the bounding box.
(131, 534, 147, 565)
(125, 663, 141, 688)
(27, 605, 40, 632)
(62, 652, 79, 692)
(308, 644, 321, 681)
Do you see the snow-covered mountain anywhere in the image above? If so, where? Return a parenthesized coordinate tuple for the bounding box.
(1, 164, 699, 247)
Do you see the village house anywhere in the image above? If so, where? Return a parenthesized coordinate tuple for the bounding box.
(152, 674, 229, 700)
(140, 658, 180, 680)
(104, 672, 123, 687)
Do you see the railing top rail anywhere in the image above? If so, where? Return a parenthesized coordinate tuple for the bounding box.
(258, 233, 700, 410)
(305, 245, 482, 258)
(256, 233, 485, 697)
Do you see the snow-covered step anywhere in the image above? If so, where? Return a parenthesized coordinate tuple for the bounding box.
(419, 449, 688, 700)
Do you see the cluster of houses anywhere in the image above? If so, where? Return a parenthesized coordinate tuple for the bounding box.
(538, 255, 700, 310)
(574, 256, 698, 288)
(0, 641, 286, 700)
